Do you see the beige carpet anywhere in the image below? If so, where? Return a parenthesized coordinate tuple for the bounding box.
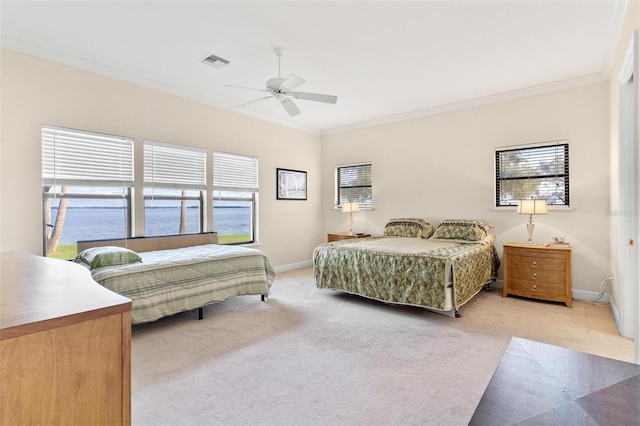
(131, 267, 633, 426)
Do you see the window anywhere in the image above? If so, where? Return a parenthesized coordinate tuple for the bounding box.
(144, 141, 206, 236)
(42, 125, 134, 259)
(495, 141, 569, 207)
(213, 152, 258, 244)
(336, 162, 372, 208)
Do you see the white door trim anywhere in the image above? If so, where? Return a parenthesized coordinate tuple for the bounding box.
(617, 31, 639, 363)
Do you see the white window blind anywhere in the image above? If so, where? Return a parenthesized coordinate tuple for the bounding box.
(495, 142, 569, 207)
(213, 152, 258, 193)
(144, 141, 206, 190)
(336, 163, 372, 208)
(42, 125, 134, 186)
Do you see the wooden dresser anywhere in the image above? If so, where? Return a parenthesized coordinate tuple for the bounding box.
(502, 243, 572, 307)
(327, 232, 371, 242)
(0, 252, 132, 425)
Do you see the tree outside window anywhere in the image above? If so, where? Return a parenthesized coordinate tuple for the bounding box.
(336, 163, 372, 208)
(495, 142, 569, 207)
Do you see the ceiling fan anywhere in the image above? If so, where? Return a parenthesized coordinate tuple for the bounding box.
(225, 48, 337, 116)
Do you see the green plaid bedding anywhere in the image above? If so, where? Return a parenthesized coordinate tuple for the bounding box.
(88, 244, 275, 324)
(313, 237, 499, 313)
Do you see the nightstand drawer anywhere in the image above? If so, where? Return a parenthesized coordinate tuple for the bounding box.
(506, 259, 566, 283)
(508, 278, 566, 297)
(507, 248, 566, 261)
(507, 254, 566, 270)
(507, 269, 566, 285)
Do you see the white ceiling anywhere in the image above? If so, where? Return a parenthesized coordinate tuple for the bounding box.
(0, 1, 625, 134)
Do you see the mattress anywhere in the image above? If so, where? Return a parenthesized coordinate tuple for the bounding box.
(89, 244, 275, 324)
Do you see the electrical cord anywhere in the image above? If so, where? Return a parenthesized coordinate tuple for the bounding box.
(587, 275, 613, 304)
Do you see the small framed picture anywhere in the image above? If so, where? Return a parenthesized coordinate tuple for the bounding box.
(277, 168, 307, 200)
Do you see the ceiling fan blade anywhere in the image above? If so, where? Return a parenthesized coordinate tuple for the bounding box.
(225, 84, 268, 93)
(280, 74, 305, 91)
(279, 96, 301, 116)
(292, 91, 338, 104)
(236, 95, 273, 108)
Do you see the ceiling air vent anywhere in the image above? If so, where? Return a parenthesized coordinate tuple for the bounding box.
(201, 54, 230, 70)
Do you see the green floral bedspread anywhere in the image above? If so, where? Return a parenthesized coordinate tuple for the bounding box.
(313, 237, 499, 312)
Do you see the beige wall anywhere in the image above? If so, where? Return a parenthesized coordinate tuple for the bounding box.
(0, 48, 322, 269)
(322, 82, 610, 295)
(0, 39, 625, 298)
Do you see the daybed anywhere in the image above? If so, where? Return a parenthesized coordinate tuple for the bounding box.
(313, 219, 500, 317)
(75, 232, 275, 324)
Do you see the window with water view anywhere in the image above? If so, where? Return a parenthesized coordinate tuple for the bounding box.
(43, 126, 260, 259)
(213, 152, 258, 244)
(42, 126, 134, 259)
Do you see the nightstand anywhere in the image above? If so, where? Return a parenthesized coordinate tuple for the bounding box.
(502, 243, 572, 307)
(327, 232, 371, 243)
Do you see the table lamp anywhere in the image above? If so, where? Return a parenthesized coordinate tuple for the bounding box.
(342, 202, 360, 236)
(517, 199, 547, 245)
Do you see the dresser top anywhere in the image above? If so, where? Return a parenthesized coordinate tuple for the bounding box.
(1, 251, 131, 340)
(504, 242, 572, 251)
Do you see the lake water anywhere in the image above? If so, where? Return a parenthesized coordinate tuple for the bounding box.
(50, 207, 250, 244)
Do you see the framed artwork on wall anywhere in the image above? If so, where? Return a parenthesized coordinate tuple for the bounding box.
(277, 168, 307, 200)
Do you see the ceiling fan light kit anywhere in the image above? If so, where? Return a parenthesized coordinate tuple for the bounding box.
(225, 48, 337, 116)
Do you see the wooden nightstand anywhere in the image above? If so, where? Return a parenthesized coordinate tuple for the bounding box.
(327, 232, 371, 243)
(502, 243, 572, 307)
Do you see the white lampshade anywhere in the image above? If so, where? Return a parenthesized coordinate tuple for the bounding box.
(517, 199, 547, 245)
(517, 199, 547, 215)
(342, 202, 360, 213)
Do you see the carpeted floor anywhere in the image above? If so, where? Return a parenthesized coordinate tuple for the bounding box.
(131, 267, 633, 426)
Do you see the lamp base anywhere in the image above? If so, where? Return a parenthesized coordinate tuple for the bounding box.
(524, 221, 536, 246)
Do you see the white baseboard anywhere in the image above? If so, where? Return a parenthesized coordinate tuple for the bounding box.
(572, 289, 610, 304)
(609, 296, 622, 334)
(273, 260, 312, 274)
(490, 280, 611, 305)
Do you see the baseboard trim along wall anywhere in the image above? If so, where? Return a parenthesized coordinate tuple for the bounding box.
(609, 296, 622, 335)
(483, 281, 611, 305)
(273, 260, 313, 274)
(572, 289, 611, 305)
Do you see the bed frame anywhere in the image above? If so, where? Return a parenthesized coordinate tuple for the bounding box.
(313, 237, 498, 318)
(77, 232, 219, 253)
(77, 232, 268, 321)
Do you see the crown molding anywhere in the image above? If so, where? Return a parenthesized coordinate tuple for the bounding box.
(321, 73, 607, 136)
(2, 36, 607, 138)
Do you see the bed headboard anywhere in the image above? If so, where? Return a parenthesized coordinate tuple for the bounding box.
(76, 232, 219, 253)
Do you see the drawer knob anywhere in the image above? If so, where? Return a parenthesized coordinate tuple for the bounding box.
(531, 261, 537, 268)
(531, 273, 537, 280)
(531, 284, 537, 291)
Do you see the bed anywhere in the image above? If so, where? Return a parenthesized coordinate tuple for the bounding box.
(75, 232, 275, 324)
(313, 219, 500, 317)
